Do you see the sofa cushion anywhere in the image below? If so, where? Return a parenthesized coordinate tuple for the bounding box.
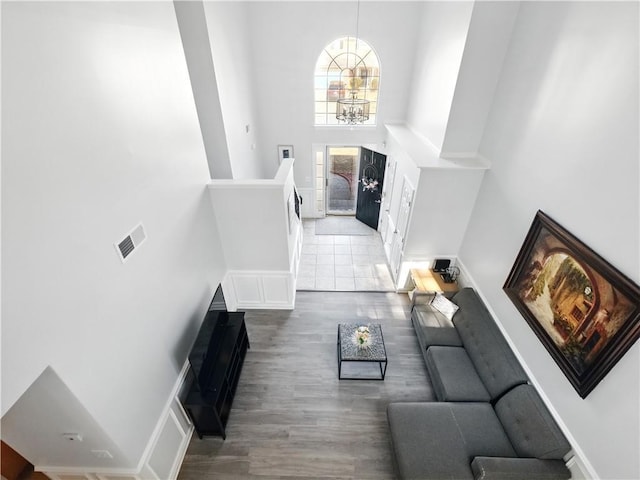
(426, 346, 491, 402)
(451, 288, 529, 400)
(448, 403, 518, 459)
(387, 402, 516, 480)
(471, 457, 571, 480)
(430, 292, 459, 320)
(494, 384, 571, 460)
(411, 304, 463, 348)
(388, 402, 474, 479)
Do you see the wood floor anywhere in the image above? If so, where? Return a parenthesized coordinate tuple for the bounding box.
(177, 291, 435, 480)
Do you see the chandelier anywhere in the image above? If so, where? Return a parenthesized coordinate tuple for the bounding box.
(336, 0, 370, 125)
(337, 91, 370, 125)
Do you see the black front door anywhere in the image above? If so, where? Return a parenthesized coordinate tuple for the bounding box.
(355, 147, 387, 230)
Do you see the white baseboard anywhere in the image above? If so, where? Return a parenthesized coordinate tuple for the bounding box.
(456, 259, 597, 480)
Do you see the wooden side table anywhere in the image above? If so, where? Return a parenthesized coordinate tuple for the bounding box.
(409, 268, 459, 304)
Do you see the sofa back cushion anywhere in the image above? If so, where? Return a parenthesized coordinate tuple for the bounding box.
(451, 288, 528, 400)
(495, 384, 571, 459)
(412, 304, 463, 348)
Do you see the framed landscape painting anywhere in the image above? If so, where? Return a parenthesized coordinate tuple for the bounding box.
(504, 211, 640, 398)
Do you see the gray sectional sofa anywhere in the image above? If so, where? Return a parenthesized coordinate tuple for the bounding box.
(387, 288, 572, 480)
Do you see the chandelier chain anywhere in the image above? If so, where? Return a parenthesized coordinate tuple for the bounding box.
(336, 0, 370, 125)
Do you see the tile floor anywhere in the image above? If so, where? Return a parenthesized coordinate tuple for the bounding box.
(296, 218, 396, 292)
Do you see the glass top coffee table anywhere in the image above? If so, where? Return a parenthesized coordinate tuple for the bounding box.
(337, 323, 387, 380)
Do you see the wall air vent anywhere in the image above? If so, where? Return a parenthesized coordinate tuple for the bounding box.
(115, 223, 146, 263)
(118, 236, 135, 260)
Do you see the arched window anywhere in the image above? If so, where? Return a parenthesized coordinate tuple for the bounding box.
(314, 37, 380, 126)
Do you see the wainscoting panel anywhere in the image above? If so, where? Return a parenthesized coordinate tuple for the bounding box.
(46, 470, 139, 480)
(227, 270, 295, 310)
(262, 275, 291, 305)
(146, 408, 187, 480)
(231, 275, 263, 306)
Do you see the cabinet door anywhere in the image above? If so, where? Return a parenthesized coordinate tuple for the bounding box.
(396, 177, 413, 241)
(379, 158, 397, 244)
(389, 177, 414, 281)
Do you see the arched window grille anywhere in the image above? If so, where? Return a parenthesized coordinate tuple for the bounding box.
(314, 37, 380, 126)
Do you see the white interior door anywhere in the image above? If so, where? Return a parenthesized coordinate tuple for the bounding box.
(389, 177, 414, 281)
(396, 177, 414, 241)
(379, 157, 397, 244)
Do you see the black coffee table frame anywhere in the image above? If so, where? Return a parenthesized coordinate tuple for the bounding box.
(337, 323, 387, 380)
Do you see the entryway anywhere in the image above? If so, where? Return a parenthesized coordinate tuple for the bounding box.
(326, 147, 359, 215)
(325, 146, 387, 232)
(297, 218, 395, 292)
(301, 145, 392, 291)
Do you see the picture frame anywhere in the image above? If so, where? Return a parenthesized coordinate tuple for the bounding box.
(503, 210, 640, 398)
(278, 145, 294, 164)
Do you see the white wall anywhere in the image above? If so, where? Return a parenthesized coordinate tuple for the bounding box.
(440, 1, 519, 158)
(1, 1, 224, 470)
(405, 167, 485, 258)
(208, 159, 301, 310)
(203, 1, 265, 180)
(2, 367, 127, 468)
(406, 1, 473, 153)
(247, 1, 423, 188)
(174, 0, 233, 179)
(460, 2, 639, 479)
(208, 179, 291, 272)
(383, 131, 422, 227)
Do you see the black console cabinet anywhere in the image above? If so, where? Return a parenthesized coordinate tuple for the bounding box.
(183, 311, 249, 439)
